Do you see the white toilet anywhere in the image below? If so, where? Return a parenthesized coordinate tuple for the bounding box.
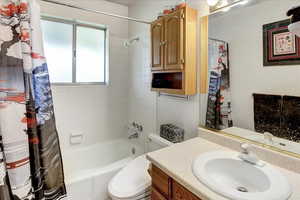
(108, 134, 173, 200)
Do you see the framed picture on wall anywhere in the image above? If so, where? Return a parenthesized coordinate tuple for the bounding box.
(263, 19, 300, 66)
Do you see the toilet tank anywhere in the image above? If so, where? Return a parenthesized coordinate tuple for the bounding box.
(146, 134, 173, 152)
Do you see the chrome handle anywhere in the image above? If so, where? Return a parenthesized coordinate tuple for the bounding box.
(240, 143, 251, 154)
(264, 132, 274, 144)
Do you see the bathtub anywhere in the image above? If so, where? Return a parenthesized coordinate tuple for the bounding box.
(62, 139, 144, 200)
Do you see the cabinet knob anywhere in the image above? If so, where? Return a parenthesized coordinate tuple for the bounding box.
(160, 41, 167, 46)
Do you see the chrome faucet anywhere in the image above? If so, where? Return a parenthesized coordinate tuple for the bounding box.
(127, 121, 143, 139)
(128, 132, 139, 139)
(238, 143, 265, 167)
(264, 132, 274, 145)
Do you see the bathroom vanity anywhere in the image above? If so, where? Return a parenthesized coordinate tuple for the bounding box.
(146, 129, 300, 200)
(150, 165, 201, 200)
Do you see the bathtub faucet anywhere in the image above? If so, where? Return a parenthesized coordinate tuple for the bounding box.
(128, 132, 139, 139)
(128, 121, 143, 139)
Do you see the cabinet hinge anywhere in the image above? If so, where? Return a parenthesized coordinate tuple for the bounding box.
(181, 59, 185, 64)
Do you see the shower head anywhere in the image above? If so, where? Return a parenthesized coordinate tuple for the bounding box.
(124, 36, 140, 48)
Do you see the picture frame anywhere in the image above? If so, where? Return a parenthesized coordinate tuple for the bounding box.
(263, 19, 300, 66)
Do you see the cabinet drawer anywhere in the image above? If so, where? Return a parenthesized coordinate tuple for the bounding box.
(172, 181, 202, 200)
(152, 187, 167, 200)
(152, 165, 170, 198)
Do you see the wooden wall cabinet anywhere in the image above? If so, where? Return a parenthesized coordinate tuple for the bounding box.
(151, 6, 197, 95)
(149, 165, 202, 200)
(151, 17, 164, 71)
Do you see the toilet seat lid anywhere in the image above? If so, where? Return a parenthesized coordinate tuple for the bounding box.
(108, 155, 151, 199)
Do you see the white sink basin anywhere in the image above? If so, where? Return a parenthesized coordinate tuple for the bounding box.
(192, 151, 292, 200)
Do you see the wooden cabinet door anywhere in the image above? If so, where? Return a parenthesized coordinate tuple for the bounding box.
(152, 165, 170, 198)
(164, 9, 184, 70)
(152, 188, 167, 200)
(151, 18, 164, 71)
(172, 181, 202, 200)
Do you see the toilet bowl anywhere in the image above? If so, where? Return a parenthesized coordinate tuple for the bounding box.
(108, 134, 173, 200)
(108, 155, 151, 200)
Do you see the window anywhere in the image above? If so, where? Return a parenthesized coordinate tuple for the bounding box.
(41, 17, 107, 84)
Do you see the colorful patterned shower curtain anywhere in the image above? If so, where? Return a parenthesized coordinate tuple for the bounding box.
(0, 0, 66, 199)
(205, 39, 232, 130)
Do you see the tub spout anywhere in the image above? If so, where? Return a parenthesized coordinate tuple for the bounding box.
(128, 132, 139, 139)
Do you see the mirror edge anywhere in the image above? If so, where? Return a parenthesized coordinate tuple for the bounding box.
(198, 125, 300, 160)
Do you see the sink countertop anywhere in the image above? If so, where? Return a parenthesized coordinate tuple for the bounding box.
(146, 137, 300, 200)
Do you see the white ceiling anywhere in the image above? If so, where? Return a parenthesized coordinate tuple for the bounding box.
(105, 0, 137, 6)
(105, 0, 198, 6)
(105, 0, 265, 7)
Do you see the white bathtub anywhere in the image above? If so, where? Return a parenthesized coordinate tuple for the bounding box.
(63, 139, 144, 200)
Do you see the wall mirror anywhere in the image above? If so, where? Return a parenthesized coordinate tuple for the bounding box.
(200, 0, 300, 158)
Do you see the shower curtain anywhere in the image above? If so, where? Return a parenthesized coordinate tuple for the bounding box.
(0, 0, 66, 199)
(205, 39, 232, 130)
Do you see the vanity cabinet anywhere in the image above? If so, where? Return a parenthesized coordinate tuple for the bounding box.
(172, 181, 200, 200)
(150, 6, 197, 95)
(152, 188, 168, 200)
(150, 165, 202, 200)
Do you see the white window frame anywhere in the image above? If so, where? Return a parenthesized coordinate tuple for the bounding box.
(41, 16, 109, 85)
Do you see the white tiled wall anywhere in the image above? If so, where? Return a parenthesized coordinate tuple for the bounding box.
(127, 0, 209, 146)
(41, 0, 209, 152)
(40, 0, 130, 151)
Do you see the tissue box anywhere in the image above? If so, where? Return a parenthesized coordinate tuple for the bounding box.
(160, 124, 184, 143)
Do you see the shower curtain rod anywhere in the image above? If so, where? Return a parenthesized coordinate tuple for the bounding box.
(208, 37, 227, 43)
(40, 0, 152, 25)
